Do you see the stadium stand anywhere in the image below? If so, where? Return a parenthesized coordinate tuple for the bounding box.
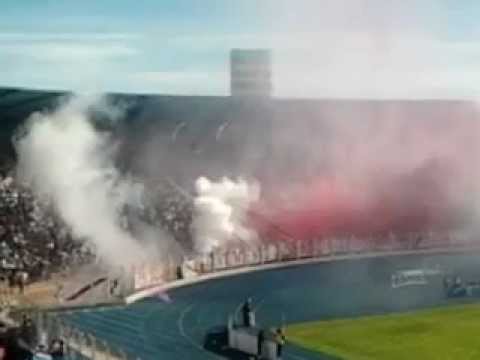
(1, 86, 478, 181)
(0, 86, 479, 359)
(0, 86, 477, 289)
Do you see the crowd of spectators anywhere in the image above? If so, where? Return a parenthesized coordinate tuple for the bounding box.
(0, 171, 95, 289)
(0, 162, 468, 292)
(146, 181, 193, 248)
(0, 170, 195, 291)
(119, 179, 194, 252)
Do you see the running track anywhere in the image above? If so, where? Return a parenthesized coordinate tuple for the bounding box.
(60, 252, 480, 360)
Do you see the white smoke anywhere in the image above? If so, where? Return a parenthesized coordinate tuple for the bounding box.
(192, 176, 260, 253)
(14, 95, 153, 267)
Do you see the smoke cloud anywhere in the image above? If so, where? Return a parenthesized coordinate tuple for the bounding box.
(128, 98, 480, 247)
(14, 95, 156, 267)
(191, 176, 259, 253)
(249, 105, 480, 242)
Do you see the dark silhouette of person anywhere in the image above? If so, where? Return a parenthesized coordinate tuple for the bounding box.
(257, 329, 265, 358)
(275, 328, 286, 359)
(242, 298, 252, 327)
(50, 338, 64, 360)
(176, 265, 183, 280)
(110, 278, 119, 295)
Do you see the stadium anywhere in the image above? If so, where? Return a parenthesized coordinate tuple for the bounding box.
(0, 79, 480, 360)
(0, 35, 480, 360)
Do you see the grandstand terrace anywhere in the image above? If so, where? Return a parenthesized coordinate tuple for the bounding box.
(0, 87, 478, 184)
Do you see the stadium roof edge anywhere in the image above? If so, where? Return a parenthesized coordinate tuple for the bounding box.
(0, 86, 475, 104)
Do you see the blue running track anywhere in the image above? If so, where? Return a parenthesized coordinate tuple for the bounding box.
(60, 252, 480, 360)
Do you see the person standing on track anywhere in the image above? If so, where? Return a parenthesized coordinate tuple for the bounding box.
(242, 298, 253, 327)
(275, 327, 286, 359)
(257, 329, 265, 358)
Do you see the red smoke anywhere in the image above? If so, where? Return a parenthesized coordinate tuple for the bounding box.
(248, 106, 480, 243)
(250, 161, 468, 241)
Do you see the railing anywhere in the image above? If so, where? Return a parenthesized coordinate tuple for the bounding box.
(131, 234, 473, 290)
(20, 310, 128, 360)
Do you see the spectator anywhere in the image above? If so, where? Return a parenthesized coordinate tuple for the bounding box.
(241, 298, 253, 327)
(257, 329, 265, 357)
(274, 327, 286, 359)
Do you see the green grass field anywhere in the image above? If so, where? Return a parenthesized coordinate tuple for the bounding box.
(288, 303, 480, 360)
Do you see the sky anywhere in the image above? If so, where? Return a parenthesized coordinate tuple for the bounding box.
(1, 0, 480, 98)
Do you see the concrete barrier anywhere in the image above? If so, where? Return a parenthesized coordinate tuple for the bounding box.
(126, 245, 480, 304)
